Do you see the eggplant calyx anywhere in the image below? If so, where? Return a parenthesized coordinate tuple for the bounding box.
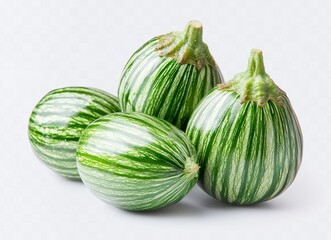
(155, 20, 216, 70)
(219, 49, 285, 107)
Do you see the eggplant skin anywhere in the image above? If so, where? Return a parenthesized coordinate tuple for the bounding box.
(28, 87, 120, 180)
(186, 88, 303, 205)
(77, 112, 199, 211)
(118, 38, 223, 131)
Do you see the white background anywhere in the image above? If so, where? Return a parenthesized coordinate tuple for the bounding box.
(1, 0, 330, 239)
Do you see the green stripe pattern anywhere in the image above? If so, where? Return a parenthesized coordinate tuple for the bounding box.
(186, 88, 303, 205)
(118, 38, 222, 130)
(76, 112, 199, 211)
(28, 87, 120, 180)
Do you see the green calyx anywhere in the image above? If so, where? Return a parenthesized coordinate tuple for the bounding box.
(219, 49, 285, 107)
(155, 20, 216, 70)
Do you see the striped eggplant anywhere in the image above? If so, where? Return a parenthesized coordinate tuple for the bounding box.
(186, 49, 303, 205)
(118, 20, 223, 131)
(76, 112, 199, 211)
(28, 87, 120, 180)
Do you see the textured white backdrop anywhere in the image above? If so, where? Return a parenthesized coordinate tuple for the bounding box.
(0, 0, 330, 239)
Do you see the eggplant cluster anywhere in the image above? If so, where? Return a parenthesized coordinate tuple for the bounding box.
(29, 21, 302, 211)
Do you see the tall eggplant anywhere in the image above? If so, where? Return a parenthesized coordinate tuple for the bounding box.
(186, 49, 303, 205)
(118, 20, 223, 130)
(28, 87, 120, 179)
